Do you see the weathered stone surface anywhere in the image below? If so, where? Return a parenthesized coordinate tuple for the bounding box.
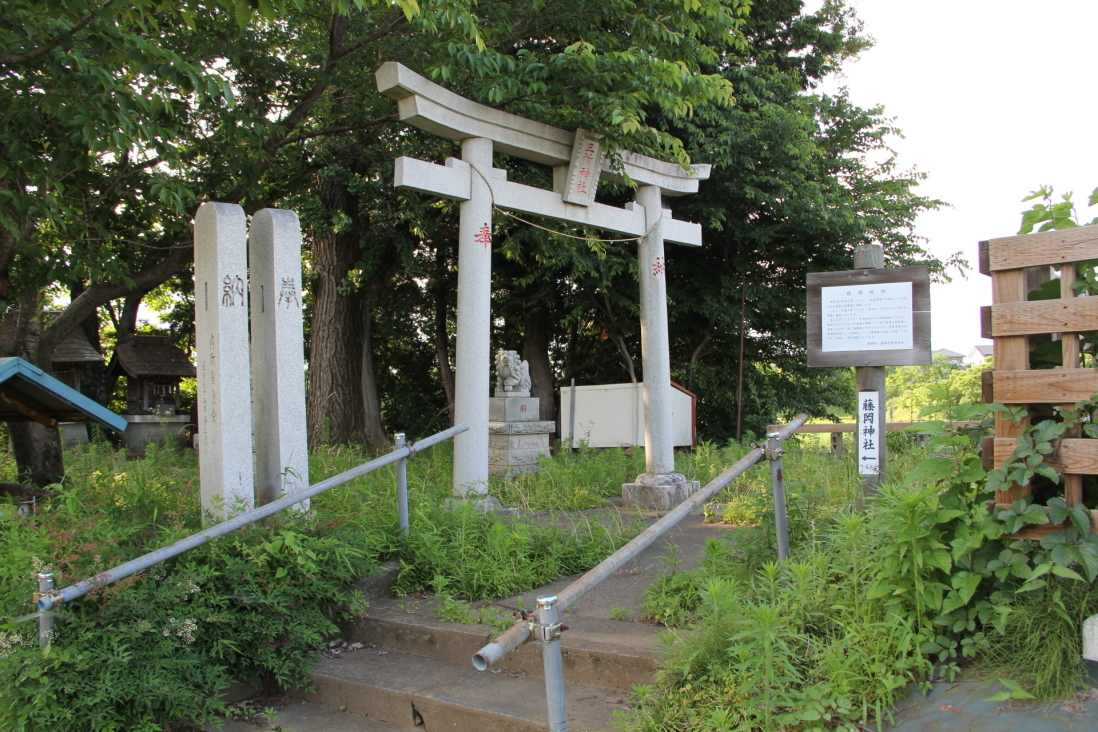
(493, 349, 531, 397)
(489, 447, 550, 467)
(489, 433, 549, 451)
(622, 478, 700, 511)
(121, 414, 190, 452)
(488, 420, 555, 435)
(451, 137, 494, 498)
(488, 397, 540, 422)
(194, 202, 255, 516)
(249, 208, 309, 509)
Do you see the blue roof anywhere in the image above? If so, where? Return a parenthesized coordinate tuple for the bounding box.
(0, 357, 127, 432)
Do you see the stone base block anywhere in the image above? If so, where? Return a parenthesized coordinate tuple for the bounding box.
(122, 414, 192, 452)
(489, 446, 551, 477)
(489, 420, 555, 435)
(490, 433, 550, 451)
(59, 422, 89, 448)
(622, 477, 701, 511)
(489, 397, 540, 422)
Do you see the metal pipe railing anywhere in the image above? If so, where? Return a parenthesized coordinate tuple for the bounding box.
(472, 414, 808, 671)
(394, 432, 409, 538)
(37, 423, 469, 614)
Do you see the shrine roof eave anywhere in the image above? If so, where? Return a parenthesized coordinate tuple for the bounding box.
(0, 357, 128, 431)
(375, 62, 710, 196)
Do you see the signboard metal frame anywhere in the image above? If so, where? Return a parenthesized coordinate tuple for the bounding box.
(807, 265, 932, 367)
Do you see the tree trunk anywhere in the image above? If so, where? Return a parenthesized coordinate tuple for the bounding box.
(359, 302, 389, 448)
(5, 294, 64, 486)
(523, 315, 556, 424)
(307, 175, 367, 445)
(104, 289, 149, 399)
(9, 422, 64, 486)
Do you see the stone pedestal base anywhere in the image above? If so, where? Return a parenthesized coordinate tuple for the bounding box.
(622, 472, 700, 510)
(488, 396, 553, 476)
(122, 414, 192, 453)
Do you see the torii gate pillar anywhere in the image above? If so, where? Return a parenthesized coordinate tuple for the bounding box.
(622, 185, 696, 508)
(452, 137, 494, 496)
(376, 62, 708, 508)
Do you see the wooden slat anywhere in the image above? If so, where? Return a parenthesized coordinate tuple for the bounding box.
(992, 436, 1098, 474)
(981, 435, 995, 471)
(0, 393, 58, 428)
(991, 269, 1030, 502)
(1059, 264, 1084, 506)
(766, 421, 977, 434)
(987, 296, 1098, 337)
(992, 369, 1098, 403)
(983, 223, 1098, 272)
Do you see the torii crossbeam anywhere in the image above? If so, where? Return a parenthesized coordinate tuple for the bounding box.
(376, 62, 709, 508)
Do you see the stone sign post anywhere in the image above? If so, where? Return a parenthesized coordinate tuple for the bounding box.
(375, 62, 709, 509)
(194, 203, 309, 518)
(806, 245, 930, 504)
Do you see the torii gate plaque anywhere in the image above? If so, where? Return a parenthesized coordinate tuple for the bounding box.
(376, 62, 709, 509)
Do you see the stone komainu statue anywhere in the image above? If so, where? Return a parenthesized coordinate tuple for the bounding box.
(494, 349, 531, 396)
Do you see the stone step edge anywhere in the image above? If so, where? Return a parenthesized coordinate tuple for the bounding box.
(293, 646, 634, 732)
(341, 606, 659, 692)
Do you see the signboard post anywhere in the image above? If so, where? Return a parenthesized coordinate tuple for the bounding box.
(807, 244, 931, 505)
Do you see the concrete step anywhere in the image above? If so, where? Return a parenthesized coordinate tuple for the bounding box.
(292, 645, 633, 732)
(343, 595, 660, 692)
(216, 697, 408, 732)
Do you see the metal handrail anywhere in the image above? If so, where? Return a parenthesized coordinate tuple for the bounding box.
(472, 414, 808, 671)
(37, 423, 469, 615)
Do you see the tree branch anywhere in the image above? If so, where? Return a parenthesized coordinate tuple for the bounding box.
(274, 114, 395, 148)
(36, 242, 192, 365)
(0, 12, 98, 66)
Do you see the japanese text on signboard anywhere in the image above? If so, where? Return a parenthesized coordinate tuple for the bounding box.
(857, 390, 880, 475)
(820, 281, 913, 352)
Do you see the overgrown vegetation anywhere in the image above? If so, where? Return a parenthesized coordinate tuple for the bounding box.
(627, 403, 1098, 731)
(0, 439, 633, 731)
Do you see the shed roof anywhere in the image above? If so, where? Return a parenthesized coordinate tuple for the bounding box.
(0, 318, 103, 364)
(110, 335, 196, 379)
(0, 357, 127, 430)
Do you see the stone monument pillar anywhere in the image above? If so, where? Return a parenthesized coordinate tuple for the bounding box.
(248, 208, 309, 509)
(194, 202, 256, 517)
(622, 186, 699, 510)
(488, 350, 554, 475)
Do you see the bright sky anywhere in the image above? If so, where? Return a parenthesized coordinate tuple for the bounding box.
(810, 0, 1098, 356)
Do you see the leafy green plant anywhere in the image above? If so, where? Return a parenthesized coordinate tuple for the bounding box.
(628, 516, 929, 732)
(392, 502, 631, 601)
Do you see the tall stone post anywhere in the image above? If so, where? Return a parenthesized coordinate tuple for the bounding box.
(452, 137, 494, 496)
(194, 202, 256, 518)
(249, 208, 310, 509)
(622, 185, 696, 510)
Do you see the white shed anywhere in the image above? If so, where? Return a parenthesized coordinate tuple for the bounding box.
(559, 382, 696, 449)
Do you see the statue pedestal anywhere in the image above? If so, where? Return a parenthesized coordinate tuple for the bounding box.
(488, 396, 553, 476)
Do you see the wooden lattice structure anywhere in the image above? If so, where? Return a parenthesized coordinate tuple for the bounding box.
(979, 223, 1098, 536)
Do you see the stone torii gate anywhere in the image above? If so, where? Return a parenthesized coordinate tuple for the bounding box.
(376, 62, 709, 509)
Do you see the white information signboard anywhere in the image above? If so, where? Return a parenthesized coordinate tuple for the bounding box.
(857, 390, 880, 476)
(821, 282, 913, 352)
